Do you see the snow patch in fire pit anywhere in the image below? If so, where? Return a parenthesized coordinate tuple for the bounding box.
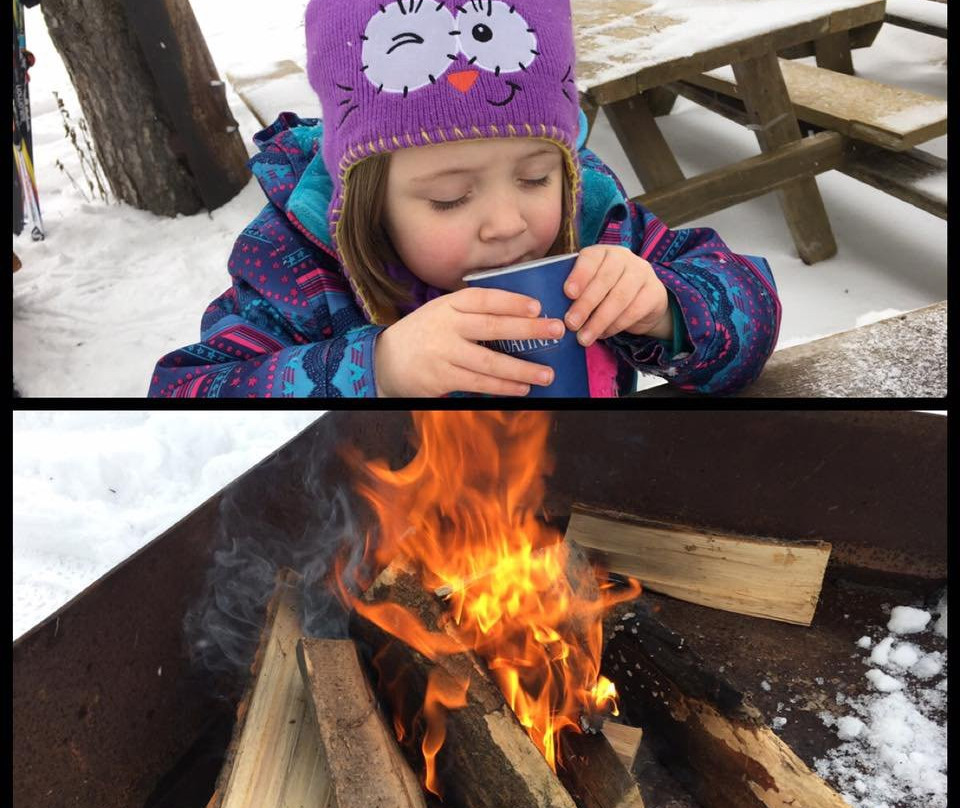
(814, 592, 947, 808)
(887, 606, 932, 635)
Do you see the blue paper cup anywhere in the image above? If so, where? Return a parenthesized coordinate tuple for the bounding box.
(463, 253, 588, 397)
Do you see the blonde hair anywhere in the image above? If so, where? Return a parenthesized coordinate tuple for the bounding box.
(337, 147, 580, 325)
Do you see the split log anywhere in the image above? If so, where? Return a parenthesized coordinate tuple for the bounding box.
(567, 506, 831, 625)
(206, 569, 330, 808)
(600, 722, 643, 772)
(351, 559, 577, 808)
(297, 638, 427, 808)
(350, 555, 644, 808)
(603, 606, 852, 808)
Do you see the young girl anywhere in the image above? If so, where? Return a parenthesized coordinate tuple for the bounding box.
(149, 0, 781, 398)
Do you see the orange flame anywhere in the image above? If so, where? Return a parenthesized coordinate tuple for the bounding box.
(339, 412, 640, 794)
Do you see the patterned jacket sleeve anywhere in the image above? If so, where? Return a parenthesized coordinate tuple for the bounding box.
(606, 199, 782, 395)
(148, 203, 384, 398)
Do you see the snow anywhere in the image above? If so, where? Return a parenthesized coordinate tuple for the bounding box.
(871, 636, 895, 665)
(866, 668, 905, 692)
(837, 715, 866, 740)
(577, 0, 888, 89)
(815, 593, 948, 808)
(11, 4, 946, 396)
(12, 411, 323, 639)
(887, 605, 932, 634)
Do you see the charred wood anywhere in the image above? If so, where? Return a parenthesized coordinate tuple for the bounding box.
(604, 606, 851, 808)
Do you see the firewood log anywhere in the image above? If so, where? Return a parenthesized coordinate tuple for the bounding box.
(206, 569, 330, 808)
(351, 555, 645, 808)
(604, 606, 852, 808)
(297, 638, 427, 808)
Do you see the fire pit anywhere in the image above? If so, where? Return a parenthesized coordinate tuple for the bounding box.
(12, 412, 946, 808)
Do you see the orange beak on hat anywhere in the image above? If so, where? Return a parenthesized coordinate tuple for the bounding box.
(448, 70, 479, 93)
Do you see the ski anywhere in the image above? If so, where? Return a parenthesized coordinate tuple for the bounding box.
(13, 0, 44, 241)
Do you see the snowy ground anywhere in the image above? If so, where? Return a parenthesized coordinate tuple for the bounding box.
(12, 410, 323, 639)
(12, 411, 948, 807)
(10, 3, 947, 397)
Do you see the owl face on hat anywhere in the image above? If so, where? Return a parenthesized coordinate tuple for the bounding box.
(339, 0, 575, 124)
(307, 0, 579, 163)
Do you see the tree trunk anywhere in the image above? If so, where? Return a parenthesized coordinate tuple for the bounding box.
(41, 0, 250, 216)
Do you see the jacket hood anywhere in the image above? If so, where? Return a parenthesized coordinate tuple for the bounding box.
(249, 110, 629, 321)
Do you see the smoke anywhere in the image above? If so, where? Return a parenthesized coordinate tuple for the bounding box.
(182, 428, 379, 689)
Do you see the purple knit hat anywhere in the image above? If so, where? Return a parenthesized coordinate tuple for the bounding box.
(305, 0, 582, 320)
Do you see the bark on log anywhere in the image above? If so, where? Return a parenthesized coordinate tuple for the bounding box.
(604, 606, 852, 808)
(297, 638, 427, 808)
(41, 0, 249, 215)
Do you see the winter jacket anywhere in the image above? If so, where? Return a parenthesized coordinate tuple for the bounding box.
(148, 112, 780, 397)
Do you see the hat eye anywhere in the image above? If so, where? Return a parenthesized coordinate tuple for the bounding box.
(456, 1, 538, 75)
(362, 1, 458, 94)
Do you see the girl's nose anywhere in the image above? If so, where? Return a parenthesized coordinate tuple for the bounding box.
(479, 197, 528, 242)
(448, 70, 479, 93)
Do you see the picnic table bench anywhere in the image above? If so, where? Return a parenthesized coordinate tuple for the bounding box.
(631, 300, 947, 398)
(678, 58, 948, 218)
(884, 0, 948, 38)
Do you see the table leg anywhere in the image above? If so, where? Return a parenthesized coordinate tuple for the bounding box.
(814, 31, 855, 74)
(580, 93, 599, 142)
(643, 86, 678, 117)
(604, 93, 685, 192)
(732, 51, 837, 264)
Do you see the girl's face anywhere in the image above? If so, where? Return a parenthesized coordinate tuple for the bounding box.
(382, 138, 565, 291)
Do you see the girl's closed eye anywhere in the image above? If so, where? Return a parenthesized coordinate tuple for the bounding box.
(430, 195, 470, 212)
(429, 176, 552, 212)
(522, 176, 551, 188)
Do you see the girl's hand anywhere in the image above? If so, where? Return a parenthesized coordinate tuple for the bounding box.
(374, 287, 565, 397)
(563, 245, 673, 345)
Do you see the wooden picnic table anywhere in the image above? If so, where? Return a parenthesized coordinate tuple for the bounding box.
(572, 0, 888, 265)
(631, 300, 947, 398)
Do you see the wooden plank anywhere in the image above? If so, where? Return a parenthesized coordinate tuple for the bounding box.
(690, 60, 948, 151)
(207, 570, 330, 808)
(580, 93, 600, 141)
(605, 608, 854, 808)
(884, 0, 949, 36)
(813, 31, 855, 73)
(572, 0, 887, 105)
(565, 507, 832, 625)
(604, 94, 685, 191)
(739, 302, 948, 399)
(633, 302, 948, 398)
(884, 12, 949, 36)
(842, 141, 947, 219)
(636, 131, 845, 226)
(732, 51, 837, 263)
(642, 86, 679, 117)
(673, 80, 947, 219)
(225, 60, 317, 129)
(296, 639, 427, 808)
(779, 19, 883, 59)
